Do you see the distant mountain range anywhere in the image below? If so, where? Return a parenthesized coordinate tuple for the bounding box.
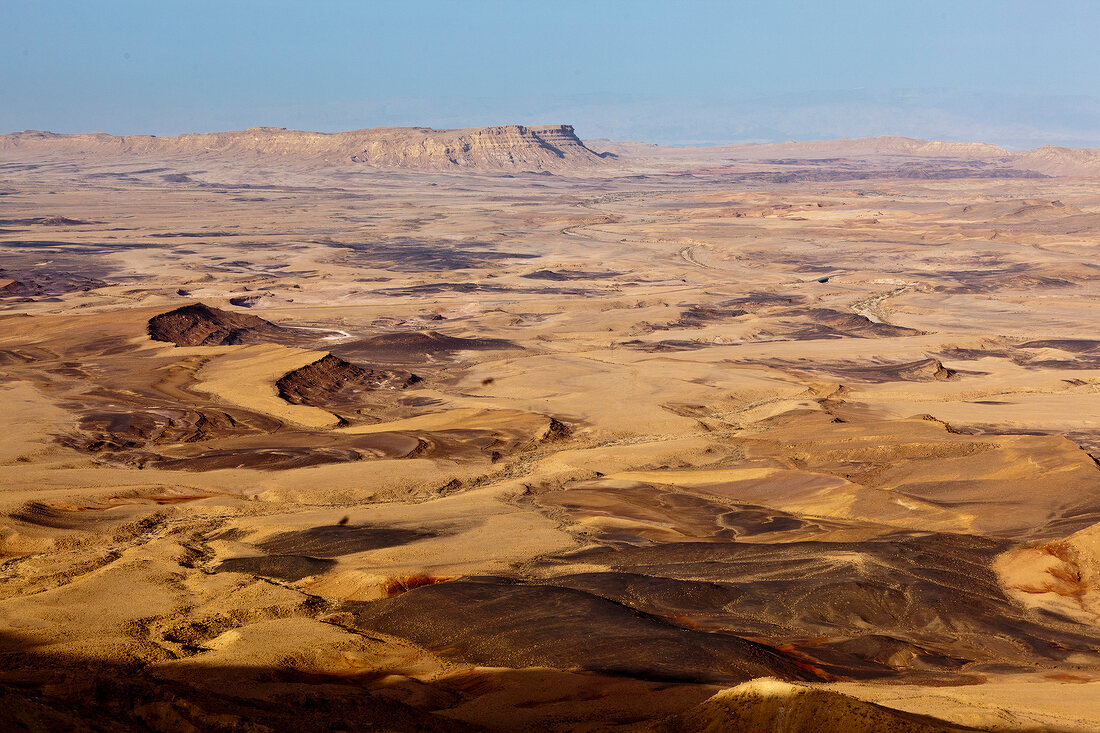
(4, 125, 1100, 177)
(0, 124, 611, 172)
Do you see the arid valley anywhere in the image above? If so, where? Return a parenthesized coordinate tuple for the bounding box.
(4, 124, 1100, 731)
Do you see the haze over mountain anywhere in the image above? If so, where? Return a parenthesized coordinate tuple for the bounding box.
(5, 124, 1100, 180)
(0, 124, 609, 172)
(6, 4, 1100, 148)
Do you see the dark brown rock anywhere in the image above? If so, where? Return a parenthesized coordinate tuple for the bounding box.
(147, 303, 287, 346)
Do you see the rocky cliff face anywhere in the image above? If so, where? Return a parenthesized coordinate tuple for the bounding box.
(349, 124, 608, 169)
(0, 124, 610, 172)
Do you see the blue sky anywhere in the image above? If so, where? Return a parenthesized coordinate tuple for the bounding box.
(3, 0, 1099, 147)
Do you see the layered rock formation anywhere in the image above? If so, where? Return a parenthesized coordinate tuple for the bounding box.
(8, 124, 1100, 176)
(0, 124, 610, 171)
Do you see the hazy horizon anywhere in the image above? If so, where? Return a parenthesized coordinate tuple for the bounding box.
(4, 0, 1100, 148)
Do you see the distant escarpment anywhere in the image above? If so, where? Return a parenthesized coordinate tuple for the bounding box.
(592, 135, 1100, 178)
(148, 303, 288, 346)
(0, 124, 611, 172)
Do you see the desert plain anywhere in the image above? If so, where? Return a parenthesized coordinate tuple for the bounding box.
(2, 125, 1100, 730)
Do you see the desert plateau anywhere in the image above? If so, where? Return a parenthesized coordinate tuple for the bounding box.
(5, 122, 1100, 731)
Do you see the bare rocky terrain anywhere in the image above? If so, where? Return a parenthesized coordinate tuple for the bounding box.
(3, 124, 1100, 731)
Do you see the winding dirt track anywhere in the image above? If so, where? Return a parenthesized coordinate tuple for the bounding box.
(677, 245, 713, 269)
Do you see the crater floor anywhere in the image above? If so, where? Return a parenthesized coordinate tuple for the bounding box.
(3, 144, 1100, 731)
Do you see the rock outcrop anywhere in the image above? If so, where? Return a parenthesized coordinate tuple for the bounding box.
(147, 303, 287, 346)
(276, 353, 420, 408)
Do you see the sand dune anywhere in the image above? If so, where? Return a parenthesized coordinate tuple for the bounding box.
(644, 677, 977, 732)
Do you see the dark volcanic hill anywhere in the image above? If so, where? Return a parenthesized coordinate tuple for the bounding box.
(276, 353, 420, 408)
(147, 303, 288, 346)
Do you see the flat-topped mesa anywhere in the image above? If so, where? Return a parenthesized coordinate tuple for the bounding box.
(0, 124, 611, 172)
(524, 124, 600, 149)
(346, 124, 608, 170)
